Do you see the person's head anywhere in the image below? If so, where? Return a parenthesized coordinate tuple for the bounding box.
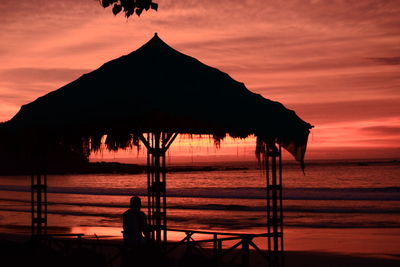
(130, 196, 141, 211)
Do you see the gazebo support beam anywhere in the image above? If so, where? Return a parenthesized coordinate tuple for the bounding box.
(31, 172, 47, 237)
(139, 132, 178, 246)
(266, 144, 284, 267)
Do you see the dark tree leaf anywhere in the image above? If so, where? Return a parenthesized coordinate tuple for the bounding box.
(150, 3, 158, 11)
(136, 8, 143, 16)
(100, 0, 158, 17)
(121, 0, 134, 10)
(142, 0, 151, 11)
(136, 0, 146, 7)
(112, 4, 122, 15)
(101, 0, 117, 8)
(126, 9, 135, 17)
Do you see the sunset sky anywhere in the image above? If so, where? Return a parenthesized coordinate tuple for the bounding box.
(0, 0, 399, 161)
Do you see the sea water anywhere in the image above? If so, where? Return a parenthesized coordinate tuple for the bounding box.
(0, 160, 399, 254)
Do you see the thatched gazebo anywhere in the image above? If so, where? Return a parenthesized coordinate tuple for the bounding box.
(1, 33, 312, 261)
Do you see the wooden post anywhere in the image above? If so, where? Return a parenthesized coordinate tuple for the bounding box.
(140, 132, 178, 246)
(30, 136, 48, 239)
(266, 144, 284, 267)
(278, 144, 284, 255)
(31, 174, 34, 236)
(146, 144, 152, 240)
(241, 236, 250, 266)
(31, 173, 47, 237)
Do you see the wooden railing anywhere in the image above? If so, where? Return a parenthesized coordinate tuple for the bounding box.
(37, 229, 273, 267)
(35, 233, 85, 252)
(166, 228, 269, 266)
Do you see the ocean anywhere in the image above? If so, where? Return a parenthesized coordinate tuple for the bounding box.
(0, 160, 399, 255)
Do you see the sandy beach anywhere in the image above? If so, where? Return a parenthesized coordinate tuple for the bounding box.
(1, 231, 399, 267)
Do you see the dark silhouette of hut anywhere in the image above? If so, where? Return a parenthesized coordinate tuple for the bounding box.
(0, 33, 312, 265)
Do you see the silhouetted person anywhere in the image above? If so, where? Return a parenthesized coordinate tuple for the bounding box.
(123, 196, 148, 248)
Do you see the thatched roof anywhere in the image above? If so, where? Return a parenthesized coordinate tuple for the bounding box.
(2, 34, 313, 163)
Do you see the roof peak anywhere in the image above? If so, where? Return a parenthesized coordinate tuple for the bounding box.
(136, 32, 175, 53)
(148, 32, 164, 44)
